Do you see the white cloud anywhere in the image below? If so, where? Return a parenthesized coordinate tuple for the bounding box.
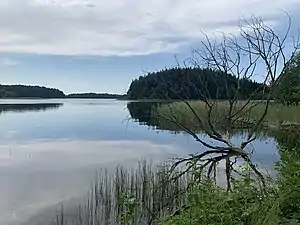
(0, 0, 299, 56)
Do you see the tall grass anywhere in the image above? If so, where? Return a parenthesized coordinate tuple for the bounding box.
(155, 101, 300, 131)
(53, 153, 300, 225)
(55, 161, 190, 225)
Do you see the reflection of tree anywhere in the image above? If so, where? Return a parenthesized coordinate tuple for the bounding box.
(127, 101, 271, 139)
(128, 102, 300, 153)
(127, 101, 161, 128)
(127, 101, 196, 134)
(0, 103, 63, 114)
(269, 128, 300, 150)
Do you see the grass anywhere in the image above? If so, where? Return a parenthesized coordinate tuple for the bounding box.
(55, 161, 190, 225)
(154, 101, 300, 132)
(54, 152, 300, 225)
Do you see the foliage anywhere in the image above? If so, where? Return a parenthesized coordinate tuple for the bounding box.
(156, 101, 300, 129)
(277, 148, 300, 223)
(0, 84, 65, 98)
(162, 178, 279, 225)
(127, 101, 300, 133)
(67, 92, 126, 99)
(127, 68, 264, 100)
(275, 52, 300, 106)
(161, 129, 300, 225)
(273, 129, 300, 222)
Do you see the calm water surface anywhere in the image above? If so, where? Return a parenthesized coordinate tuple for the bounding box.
(0, 99, 279, 225)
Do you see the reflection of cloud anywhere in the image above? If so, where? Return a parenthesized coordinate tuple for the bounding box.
(0, 139, 179, 225)
(0, 139, 178, 168)
(1, 130, 18, 140)
(0, 138, 279, 225)
(0, 58, 18, 66)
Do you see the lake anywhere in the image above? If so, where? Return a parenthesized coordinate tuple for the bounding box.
(0, 99, 280, 225)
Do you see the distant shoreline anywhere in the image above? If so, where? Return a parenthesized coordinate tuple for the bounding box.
(0, 84, 127, 100)
(0, 97, 127, 100)
(0, 96, 127, 100)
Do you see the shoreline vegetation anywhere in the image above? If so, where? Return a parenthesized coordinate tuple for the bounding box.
(155, 101, 300, 130)
(66, 93, 127, 99)
(127, 101, 300, 134)
(0, 84, 126, 99)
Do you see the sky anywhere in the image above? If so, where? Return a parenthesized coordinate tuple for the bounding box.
(1, 0, 300, 94)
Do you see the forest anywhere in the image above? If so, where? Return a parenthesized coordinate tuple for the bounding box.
(127, 68, 265, 100)
(0, 85, 126, 99)
(66, 93, 126, 99)
(0, 84, 65, 98)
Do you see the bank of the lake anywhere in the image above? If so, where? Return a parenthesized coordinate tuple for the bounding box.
(155, 101, 300, 130)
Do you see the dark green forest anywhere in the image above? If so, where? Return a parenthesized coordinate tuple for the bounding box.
(0, 85, 65, 98)
(127, 68, 265, 100)
(275, 53, 300, 105)
(0, 85, 126, 99)
(66, 93, 126, 99)
(0, 103, 62, 113)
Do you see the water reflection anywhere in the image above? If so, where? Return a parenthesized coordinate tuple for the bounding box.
(127, 101, 266, 136)
(127, 101, 161, 129)
(0, 100, 295, 225)
(126, 101, 300, 175)
(270, 128, 300, 149)
(0, 103, 63, 114)
(0, 139, 178, 225)
(127, 101, 300, 145)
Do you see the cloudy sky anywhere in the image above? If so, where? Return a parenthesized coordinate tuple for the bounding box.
(1, 0, 300, 94)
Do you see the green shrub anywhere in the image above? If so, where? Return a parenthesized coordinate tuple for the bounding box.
(163, 147, 300, 225)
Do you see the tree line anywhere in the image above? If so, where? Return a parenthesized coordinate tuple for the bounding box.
(127, 67, 266, 100)
(127, 58, 300, 105)
(0, 85, 65, 98)
(2, 51, 299, 102)
(66, 93, 126, 99)
(275, 52, 300, 105)
(0, 85, 125, 99)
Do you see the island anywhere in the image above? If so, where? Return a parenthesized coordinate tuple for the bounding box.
(0, 84, 126, 99)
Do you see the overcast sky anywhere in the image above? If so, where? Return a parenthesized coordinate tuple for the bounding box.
(1, 0, 300, 94)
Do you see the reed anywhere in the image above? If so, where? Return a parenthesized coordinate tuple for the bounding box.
(55, 160, 190, 225)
